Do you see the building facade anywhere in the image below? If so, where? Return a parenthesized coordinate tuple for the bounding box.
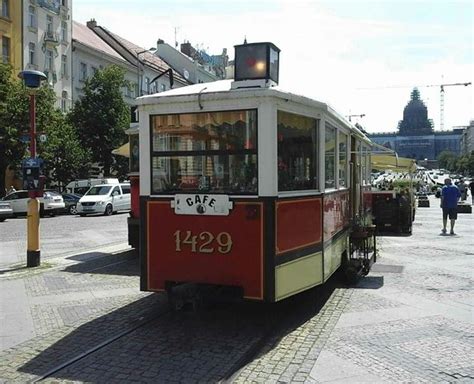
(1, 0, 22, 75)
(20, 0, 73, 111)
(368, 88, 465, 160)
(156, 39, 228, 84)
(459, 120, 474, 155)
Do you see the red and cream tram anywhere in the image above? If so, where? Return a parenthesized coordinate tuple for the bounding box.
(132, 42, 375, 303)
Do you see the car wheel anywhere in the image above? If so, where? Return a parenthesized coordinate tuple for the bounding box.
(0, 218, 5, 222)
(69, 205, 78, 215)
(104, 204, 113, 216)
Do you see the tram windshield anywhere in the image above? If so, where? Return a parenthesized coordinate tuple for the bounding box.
(150, 110, 257, 194)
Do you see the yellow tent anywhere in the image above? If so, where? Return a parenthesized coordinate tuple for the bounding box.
(371, 154, 416, 173)
(112, 142, 130, 158)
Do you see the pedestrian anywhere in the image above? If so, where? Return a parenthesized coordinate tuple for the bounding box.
(440, 178, 461, 235)
(470, 180, 474, 205)
(458, 178, 467, 201)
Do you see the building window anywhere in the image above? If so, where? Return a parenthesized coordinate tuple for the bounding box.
(28, 43, 35, 65)
(61, 91, 68, 112)
(28, 6, 36, 28)
(277, 111, 319, 191)
(61, 21, 67, 42)
(160, 83, 166, 92)
(80, 62, 87, 81)
(46, 15, 53, 35)
(45, 49, 53, 70)
(145, 77, 151, 94)
(2, 36, 10, 64)
(61, 0, 67, 6)
(61, 54, 67, 77)
(338, 131, 348, 187)
(91, 66, 98, 76)
(325, 125, 336, 189)
(1, 0, 9, 18)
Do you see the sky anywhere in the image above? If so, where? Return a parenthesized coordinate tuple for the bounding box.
(73, 0, 473, 134)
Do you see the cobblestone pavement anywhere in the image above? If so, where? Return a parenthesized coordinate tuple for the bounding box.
(309, 196, 473, 383)
(1, 195, 472, 383)
(0, 212, 129, 268)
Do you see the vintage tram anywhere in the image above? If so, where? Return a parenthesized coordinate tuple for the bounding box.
(130, 42, 376, 303)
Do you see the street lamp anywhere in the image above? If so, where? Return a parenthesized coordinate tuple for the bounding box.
(347, 114, 366, 122)
(18, 69, 47, 267)
(136, 47, 156, 97)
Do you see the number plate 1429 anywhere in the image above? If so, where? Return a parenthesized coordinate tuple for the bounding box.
(174, 230, 233, 254)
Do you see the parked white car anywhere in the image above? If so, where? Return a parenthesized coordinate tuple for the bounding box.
(2, 190, 65, 216)
(0, 201, 13, 222)
(76, 183, 131, 216)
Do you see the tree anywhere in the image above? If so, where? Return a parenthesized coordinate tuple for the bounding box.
(69, 65, 130, 177)
(437, 150, 457, 171)
(39, 117, 91, 189)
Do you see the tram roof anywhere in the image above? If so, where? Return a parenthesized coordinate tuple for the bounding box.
(137, 79, 369, 141)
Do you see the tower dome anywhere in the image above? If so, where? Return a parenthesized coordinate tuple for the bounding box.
(398, 88, 434, 135)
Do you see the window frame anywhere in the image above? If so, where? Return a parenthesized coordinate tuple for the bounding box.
(277, 110, 319, 193)
(149, 109, 258, 195)
(324, 123, 337, 190)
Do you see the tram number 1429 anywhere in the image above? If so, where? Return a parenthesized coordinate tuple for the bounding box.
(174, 230, 233, 254)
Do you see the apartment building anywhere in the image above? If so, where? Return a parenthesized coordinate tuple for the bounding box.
(0, 0, 22, 75)
(20, 0, 73, 111)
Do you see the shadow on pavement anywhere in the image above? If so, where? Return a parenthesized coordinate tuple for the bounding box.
(351, 275, 384, 289)
(63, 250, 139, 276)
(17, 276, 343, 382)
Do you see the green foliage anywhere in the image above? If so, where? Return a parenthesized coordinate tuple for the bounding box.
(437, 150, 457, 170)
(437, 150, 474, 176)
(39, 118, 91, 188)
(0, 64, 92, 194)
(68, 65, 130, 177)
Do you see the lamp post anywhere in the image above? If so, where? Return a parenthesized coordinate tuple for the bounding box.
(18, 70, 47, 267)
(136, 48, 156, 97)
(347, 114, 366, 122)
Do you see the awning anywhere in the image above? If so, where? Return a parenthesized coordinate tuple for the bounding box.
(112, 142, 130, 158)
(371, 154, 416, 173)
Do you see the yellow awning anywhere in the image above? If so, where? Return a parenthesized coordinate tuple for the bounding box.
(371, 154, 416, 173)
(112, 142, 130, 158)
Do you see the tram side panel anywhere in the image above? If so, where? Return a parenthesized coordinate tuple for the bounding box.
(274, 197, 323, 301)
(142, 198, 265, 300)
(323, 191, 351, 281)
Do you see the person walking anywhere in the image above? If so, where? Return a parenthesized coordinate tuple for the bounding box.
(440, 178, 461, 235)
(470, 180, 474, 205)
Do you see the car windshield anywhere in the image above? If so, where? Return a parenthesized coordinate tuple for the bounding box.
(86, 186, 112, 196)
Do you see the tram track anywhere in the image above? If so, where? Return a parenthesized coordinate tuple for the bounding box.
(29, 275, 342, 383)
(31, 307, 171, 383)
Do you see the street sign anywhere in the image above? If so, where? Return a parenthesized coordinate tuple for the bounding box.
(39, 134, 47, 143)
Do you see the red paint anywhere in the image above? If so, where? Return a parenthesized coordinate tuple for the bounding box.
(276, 198, 322, 254)
(147, 201, 263, 299)
(129, 175, 140, 218)
(323, 191, 350, 240)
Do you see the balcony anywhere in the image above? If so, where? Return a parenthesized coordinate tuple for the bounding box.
(43, 31, 60, 46)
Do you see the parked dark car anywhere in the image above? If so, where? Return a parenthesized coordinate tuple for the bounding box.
(61, 193, 81, 215)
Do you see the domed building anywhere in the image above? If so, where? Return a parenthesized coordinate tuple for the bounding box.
(368, 88, 464, 161)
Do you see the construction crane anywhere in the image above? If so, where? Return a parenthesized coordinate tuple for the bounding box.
(358, 81, 471, 130)
(423, 82, 471, 130)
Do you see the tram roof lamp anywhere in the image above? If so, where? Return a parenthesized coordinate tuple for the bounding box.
(234, 42, 280, 84)
(18, 70, 47, 88)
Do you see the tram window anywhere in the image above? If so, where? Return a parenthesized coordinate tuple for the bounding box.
(277, 111, 318, 191)
(325, 125, 336, 189)
(150, 110, 257, 194)
(339, 131, 348, 187)
(151, 111, 256, 152)
(152, 154, 257, 193)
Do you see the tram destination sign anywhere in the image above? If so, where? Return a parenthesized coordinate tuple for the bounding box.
(172, 194, 233, 216)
